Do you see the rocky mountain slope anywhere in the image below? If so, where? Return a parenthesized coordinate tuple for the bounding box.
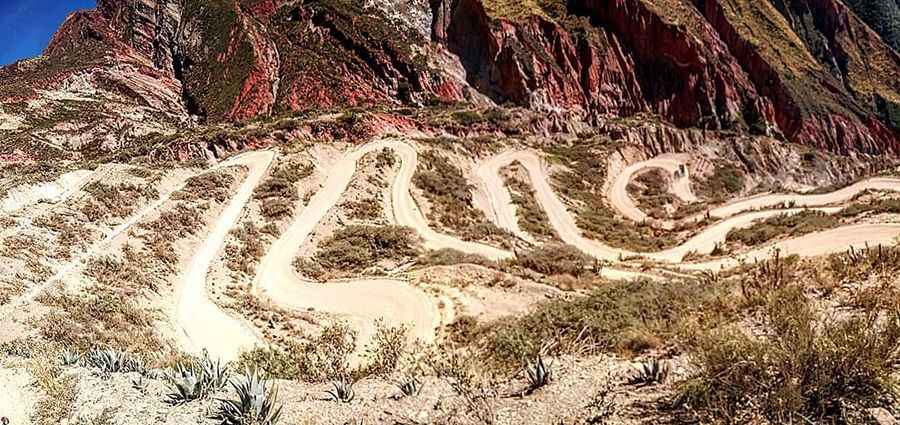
(0, 0, 898, 158)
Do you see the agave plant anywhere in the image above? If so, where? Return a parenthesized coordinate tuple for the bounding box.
(198, 350, 230, 390)
(214, 370, 283, 425)
(165, 351, 230, 404)
(85, 348, 145, 374)
(525, 355, 553, 394)
(326, 379, 355, 403)
(627, 359, 670, 386)
(59, 349, 81, 366)
(166, 364, 205, 404)
(396, 375, 422, 397)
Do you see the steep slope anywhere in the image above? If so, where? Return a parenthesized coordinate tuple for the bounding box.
(431, 0, 900, 153)
(0, 0, 897, 157)
(843, 0, 900, 52)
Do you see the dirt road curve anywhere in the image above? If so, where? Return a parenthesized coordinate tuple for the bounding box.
(684, 224, 900, 270)
(477, 150, 900, 267)
(254, 140, 446, 350)
(607, 153, 695, 227)
(173, 150, 274, 361)
(707, 177, 900, 218)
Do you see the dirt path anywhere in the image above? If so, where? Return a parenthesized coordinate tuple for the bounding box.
(607, 153, 695, 227)
(477, 150, 900, 267)
(0, 367, 35, 425)
(684, 224, 900, 270)
(0, 168, 94, 214)
(254, 140, 494, 350)
(707, 177, 900, 218)
(172, 150, 274, 362)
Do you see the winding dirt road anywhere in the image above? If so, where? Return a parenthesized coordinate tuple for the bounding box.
(477, 150, 900, 267)
(607, 153, 695, 227)
(252, 140, 654, 355)
(173, 151, 274, 361)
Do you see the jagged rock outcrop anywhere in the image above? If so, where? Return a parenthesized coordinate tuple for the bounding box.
(429, 0, 899, 153)
(1, 0, 898, 157)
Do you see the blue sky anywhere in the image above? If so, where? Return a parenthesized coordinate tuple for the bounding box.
(0, 0, 96, 65)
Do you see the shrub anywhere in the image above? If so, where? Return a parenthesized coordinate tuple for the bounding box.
(292, 256, 326, 280)
(343, 198, 382, 221)
(726, 211, 839, 246)
(418, 249, 494, 268)
(697, 165, 745, 201)
(174, 170, 234, 203)
(472, 279, 732, 368)
(360, 320, 408, 377)
(236, 322, 358, 382)
(678, 286, 900, 422)
(450, 110, 484, 126)
(315, 225, 419, 272)
(515, 243, 595, 277)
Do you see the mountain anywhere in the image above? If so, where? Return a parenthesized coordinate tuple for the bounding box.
(0, 0, 898, 156)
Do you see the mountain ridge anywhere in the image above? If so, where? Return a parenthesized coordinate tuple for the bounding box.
(0, 0, 898, 156)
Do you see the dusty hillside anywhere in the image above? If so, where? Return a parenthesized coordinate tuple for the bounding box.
(1, 0, 900, 424)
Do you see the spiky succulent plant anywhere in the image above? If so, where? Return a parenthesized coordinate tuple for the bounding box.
(396, 375, 423, 397)
(326, 379, 355, 403)
(59, 349, 81, 366)
(214, 370, 283, 425)
(525, 355, 552, 393)
(85, 348, 145, 374)
(165, 351, 230, 404)
(628, 359, 670, 386)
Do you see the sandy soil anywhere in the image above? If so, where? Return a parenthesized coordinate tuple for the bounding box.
(0, 366, 35, 425)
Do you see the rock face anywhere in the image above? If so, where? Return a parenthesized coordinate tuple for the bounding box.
(1, 0, 898, 155)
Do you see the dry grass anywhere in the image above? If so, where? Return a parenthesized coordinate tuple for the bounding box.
(82, 181, 159, 222)
(36, 287, 165, 356)
(678, 285, 900, 423)
(29, 354, 78, 424)
(413, 150, 513, 247)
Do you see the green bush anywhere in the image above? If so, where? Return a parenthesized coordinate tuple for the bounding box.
(515, 243, 595, 277)
(726, 210, 839, 246)
(315, 225, 419, 272)
(678, 286, 900, 422)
